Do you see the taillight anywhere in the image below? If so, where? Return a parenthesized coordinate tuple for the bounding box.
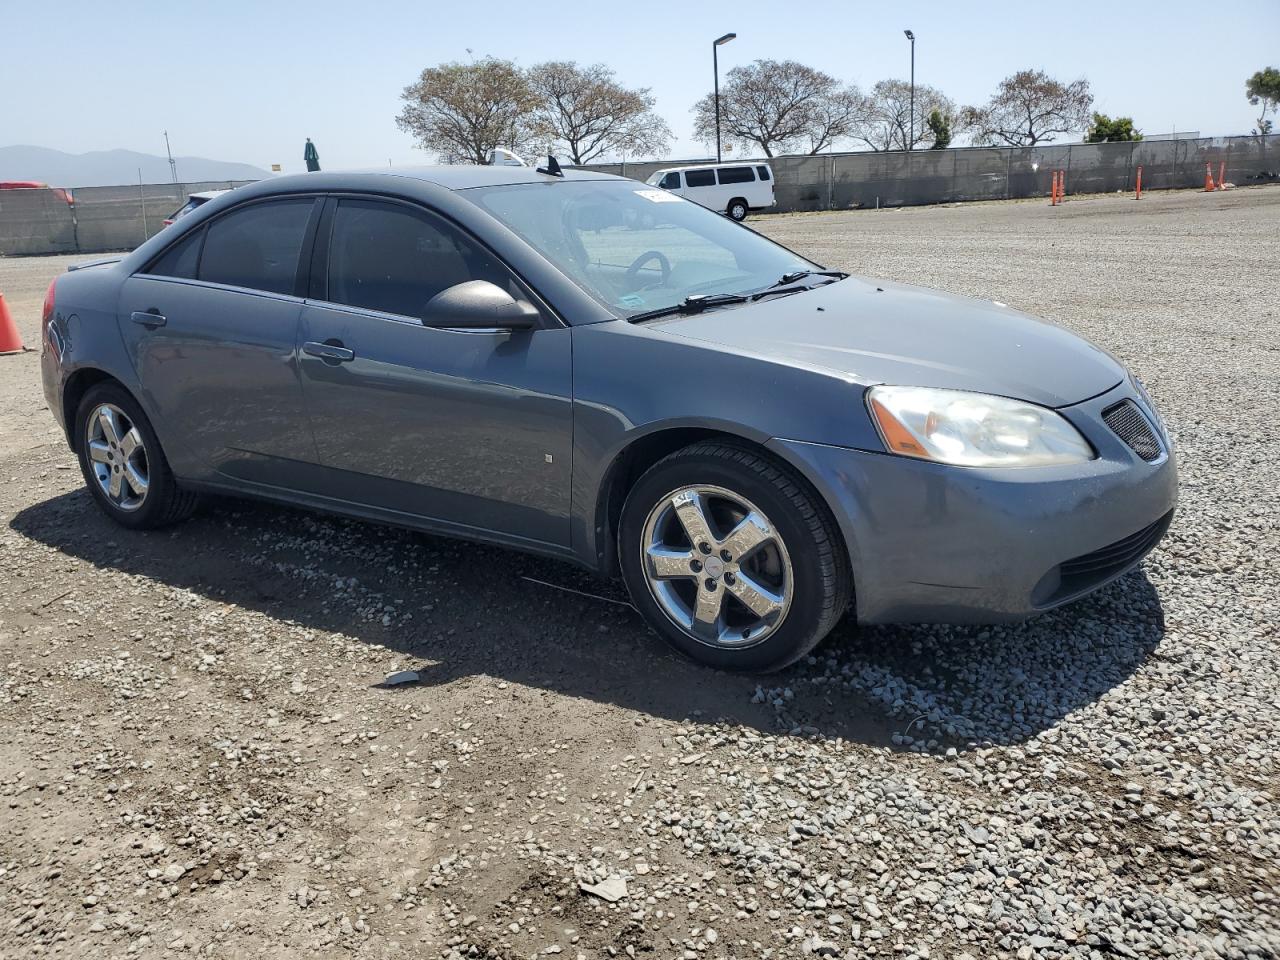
(42, 278, 57, 326)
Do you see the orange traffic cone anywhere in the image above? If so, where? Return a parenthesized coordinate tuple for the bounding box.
(0, 292, 25, 355)
(1204, 163, 1214, 192)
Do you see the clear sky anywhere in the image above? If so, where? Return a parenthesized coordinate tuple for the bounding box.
(4, 0, 1276, 172)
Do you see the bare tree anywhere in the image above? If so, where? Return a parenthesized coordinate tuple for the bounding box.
(805, 86, 870, 154)
(692, 60, 859, 157)
(526, 62, 672, 164)
(853, 80, 956, 151)
(961, 70, 1093, 146)
(397, 58, 538, 164)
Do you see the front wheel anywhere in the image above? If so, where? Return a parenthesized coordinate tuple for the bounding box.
(727, 199, 749, 222)
(619, 441, 850, 672)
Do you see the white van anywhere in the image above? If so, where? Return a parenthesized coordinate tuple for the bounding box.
(644, 163, 775, 221)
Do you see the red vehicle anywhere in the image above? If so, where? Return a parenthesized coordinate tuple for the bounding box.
(0, 181, 74, 205)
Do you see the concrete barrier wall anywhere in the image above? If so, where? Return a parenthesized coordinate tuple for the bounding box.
(0, 189, 78, 256)
(3, 135, 1276, 256)
(0, 180, 256, 257)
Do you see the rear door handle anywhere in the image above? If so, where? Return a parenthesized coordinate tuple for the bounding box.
(303, 340, 355, 363)
(130, 310, 167, 328)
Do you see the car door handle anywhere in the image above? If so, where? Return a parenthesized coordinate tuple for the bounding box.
(303, 340, 355, 363)
(130, 310, 167, 328)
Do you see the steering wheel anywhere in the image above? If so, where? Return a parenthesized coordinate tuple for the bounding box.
(624, 250, 672, 290)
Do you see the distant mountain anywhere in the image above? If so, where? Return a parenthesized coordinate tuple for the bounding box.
(0, 145, 270, 187)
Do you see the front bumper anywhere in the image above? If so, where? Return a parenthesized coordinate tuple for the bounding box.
(769, 383, 1177, 624)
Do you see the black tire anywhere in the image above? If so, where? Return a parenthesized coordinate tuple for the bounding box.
(74, 381, 198, 529)
(727, 199, 749, 222)
(619, 441, 850, 672)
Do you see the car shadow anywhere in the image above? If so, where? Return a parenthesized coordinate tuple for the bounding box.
(10, 489, 1165, 752)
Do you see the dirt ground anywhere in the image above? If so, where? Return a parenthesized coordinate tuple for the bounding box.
(1, 188, 1277, 960)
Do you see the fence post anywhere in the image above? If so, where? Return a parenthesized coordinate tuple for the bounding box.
(1126, 141, 1136, 193)
(951, 149, 958, 202)
(1065, 146, 1072, 198)
(70, 199, 81, 254)
(1004, 149, 1012, 200)
(137, 170, 149, 244)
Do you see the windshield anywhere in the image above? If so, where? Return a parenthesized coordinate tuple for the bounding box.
(466, 179, 817, 319)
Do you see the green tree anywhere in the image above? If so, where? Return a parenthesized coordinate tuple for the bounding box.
(926, 108, 952, 149)
(1246, 67, 1280, 136)
(1084, 112, 1142, 143)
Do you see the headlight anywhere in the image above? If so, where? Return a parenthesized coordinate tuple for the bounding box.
(867, 385, 1095, 467)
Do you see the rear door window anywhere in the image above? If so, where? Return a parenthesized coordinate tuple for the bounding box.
(717, 166, 755, 185)
(684, 169, 716, 188)
(146, 227, 204, 279)
(198, 198, 315, 295)
(756, 165, 772, 182)
(325, 198, 519, 319)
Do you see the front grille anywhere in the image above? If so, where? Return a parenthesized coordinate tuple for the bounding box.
(1035, 510, 1174, 605)
(1103, 399, 1163, 461)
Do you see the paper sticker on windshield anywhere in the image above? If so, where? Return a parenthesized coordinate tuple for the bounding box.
(635, 189, 682, 203)
(618, 294, 645, 307)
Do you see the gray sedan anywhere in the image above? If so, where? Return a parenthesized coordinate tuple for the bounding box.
(39, 165, 1176, 671)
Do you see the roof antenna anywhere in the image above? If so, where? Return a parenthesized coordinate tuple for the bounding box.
(536, 154, 564, 178)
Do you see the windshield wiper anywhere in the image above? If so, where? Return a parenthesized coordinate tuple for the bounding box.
(747, 270, 847, 303)
(768, 269, 848, 288)
(627, 292, 750, 324)
(626, 273, 847, 323)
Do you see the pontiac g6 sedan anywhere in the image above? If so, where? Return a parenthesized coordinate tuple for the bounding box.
(40, 165, 1176, 671)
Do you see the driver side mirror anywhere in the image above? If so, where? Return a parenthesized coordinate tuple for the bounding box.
(420, 280, 540, 330)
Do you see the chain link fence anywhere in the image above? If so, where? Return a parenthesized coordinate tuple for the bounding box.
(2, 135, 1276, 256)
(591, 133, 1279, 213)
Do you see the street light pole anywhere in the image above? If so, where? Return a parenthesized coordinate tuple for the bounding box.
(904, 30, 915, 151)
(163, 130, 177, 182)
(713, 32, 737, 163)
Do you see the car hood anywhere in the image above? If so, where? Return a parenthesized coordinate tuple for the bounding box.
(655, 276, 1125, 408)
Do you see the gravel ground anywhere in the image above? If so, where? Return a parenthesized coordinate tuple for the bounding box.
(1, 187, 1277, 960)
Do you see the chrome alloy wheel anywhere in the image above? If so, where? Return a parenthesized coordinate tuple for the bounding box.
(640, 485, 793, 648)
(85, 403, 149, 512)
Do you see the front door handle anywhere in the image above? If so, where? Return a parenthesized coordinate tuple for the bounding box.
(130, 310, 167, 328)
(303, 340, 355, 364)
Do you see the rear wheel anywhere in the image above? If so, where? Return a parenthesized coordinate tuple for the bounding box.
(727, 198, 749, 222)
(74, 382, 197, 529)
(619, 441, 850, 672)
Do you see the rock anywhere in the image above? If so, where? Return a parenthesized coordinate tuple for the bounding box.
(802, 935, 840, 956)
(579, 875, 628, 903)
(383, 670, 419, 686)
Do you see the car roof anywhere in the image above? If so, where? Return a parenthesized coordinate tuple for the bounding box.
(264, 164, 621, 192)
(653, 161, 769, 172)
